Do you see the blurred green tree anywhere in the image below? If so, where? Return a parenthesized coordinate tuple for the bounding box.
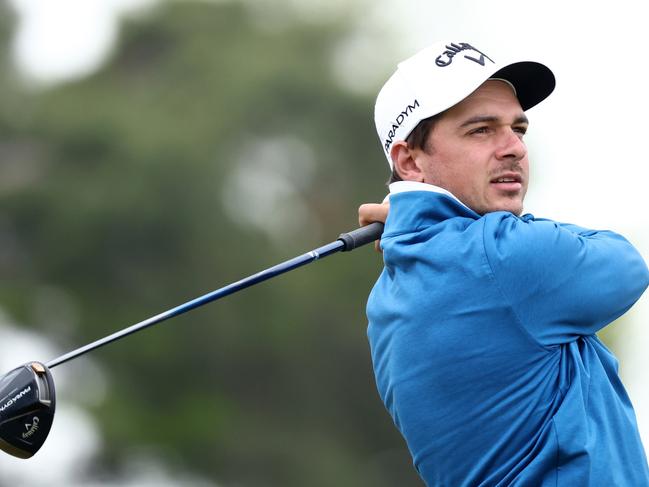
(0, 2, 422, 485)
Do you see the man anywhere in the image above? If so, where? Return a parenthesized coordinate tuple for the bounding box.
(359, 41, 649, 486)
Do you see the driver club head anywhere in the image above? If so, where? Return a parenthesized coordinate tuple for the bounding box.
(0, 361, 55, 459)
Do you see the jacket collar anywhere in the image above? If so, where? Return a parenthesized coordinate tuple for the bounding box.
(385, 184, 482, 235)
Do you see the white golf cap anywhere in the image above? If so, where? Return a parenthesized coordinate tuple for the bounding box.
(375, 41, 556, 168)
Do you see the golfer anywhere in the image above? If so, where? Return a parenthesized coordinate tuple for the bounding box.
(359, 41, 649, 486)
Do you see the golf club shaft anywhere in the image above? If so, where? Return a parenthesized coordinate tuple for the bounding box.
(46, 222, 384, 369)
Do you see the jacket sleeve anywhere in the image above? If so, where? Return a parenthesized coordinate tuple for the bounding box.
(482, 213, 649, 346)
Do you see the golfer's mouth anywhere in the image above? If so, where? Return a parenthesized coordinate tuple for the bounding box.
(490, 173, 523, 192)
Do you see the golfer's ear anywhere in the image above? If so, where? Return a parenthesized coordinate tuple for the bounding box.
(390, 141, 424, 182)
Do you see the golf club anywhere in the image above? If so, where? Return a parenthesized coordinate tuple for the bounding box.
(0, 222, 383, 459)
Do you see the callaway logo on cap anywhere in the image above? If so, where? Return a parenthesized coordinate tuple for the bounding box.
(374, 41, 556, 168)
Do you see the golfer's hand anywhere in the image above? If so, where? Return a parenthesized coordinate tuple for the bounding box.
(358, 201, 389, 253)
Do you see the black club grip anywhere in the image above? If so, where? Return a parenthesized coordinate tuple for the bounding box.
(338, 222, 384, 251)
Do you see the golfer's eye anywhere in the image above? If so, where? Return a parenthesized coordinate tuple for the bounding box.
(513, 125, 528, 137)
(469, 126, 490, 135)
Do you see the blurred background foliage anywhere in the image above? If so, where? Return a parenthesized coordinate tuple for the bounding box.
(0, 1, 424, 486)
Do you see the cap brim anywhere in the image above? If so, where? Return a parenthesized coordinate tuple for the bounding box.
(493, 61, 556, 111)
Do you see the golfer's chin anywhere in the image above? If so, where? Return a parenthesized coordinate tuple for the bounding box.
(473, 194, 526, 216)
(492, 197, 525, 216)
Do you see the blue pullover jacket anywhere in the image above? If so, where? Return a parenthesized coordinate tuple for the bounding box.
(367, 189, 649, 486)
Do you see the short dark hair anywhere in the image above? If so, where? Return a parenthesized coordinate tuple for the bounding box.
(387, 113, 441, 185)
